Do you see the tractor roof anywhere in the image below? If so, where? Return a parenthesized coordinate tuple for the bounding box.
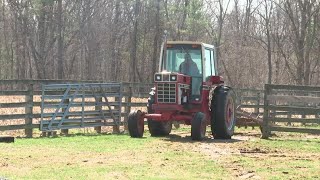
(166, 41, 214, 49)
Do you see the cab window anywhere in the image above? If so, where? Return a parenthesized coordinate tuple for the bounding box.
(204, 48, 215, 80)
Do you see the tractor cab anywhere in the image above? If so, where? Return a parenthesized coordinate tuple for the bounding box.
(155, 41, 220, 103)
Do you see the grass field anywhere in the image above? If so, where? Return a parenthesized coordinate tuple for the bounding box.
(1, 127, 320, 180)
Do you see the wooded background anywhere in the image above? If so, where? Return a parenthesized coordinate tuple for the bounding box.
(0, 0, 319, 88)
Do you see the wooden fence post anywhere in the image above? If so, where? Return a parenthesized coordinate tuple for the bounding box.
(25, 83, 33, 138)
(235, 89, 241, 108)
(301, 102, 306, 126)
(61, 99, 69, 135)
(113, 96, 120, 134)
(124, 86, 132, 131)
(262, 84, 270, 139)
(255, 92, 260, 114)
(95, 97, 102, 133)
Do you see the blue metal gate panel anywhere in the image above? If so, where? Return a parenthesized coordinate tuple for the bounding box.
(40, 83, 122, 131)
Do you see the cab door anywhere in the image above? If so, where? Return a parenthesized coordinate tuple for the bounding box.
(204, 48, 216, 81)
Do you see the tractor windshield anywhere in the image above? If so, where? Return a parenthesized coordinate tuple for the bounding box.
(162, 44, 202, 76)
(162, 44, 202, 98)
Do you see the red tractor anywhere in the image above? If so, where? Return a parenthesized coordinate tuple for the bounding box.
(128, 41, 236, 140)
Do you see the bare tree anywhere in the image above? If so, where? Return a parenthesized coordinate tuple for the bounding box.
(282, 0, 319, 85)
(256, 0, 274, 84)
(130, 0, 141, 82)
(57, 0, 63, 79)
(206, 0, 232, 85)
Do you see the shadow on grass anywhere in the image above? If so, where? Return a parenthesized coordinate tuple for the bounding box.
(16, 132, 132, 140)
(234, 132, 261, 137)
(162, 134, 243, 144)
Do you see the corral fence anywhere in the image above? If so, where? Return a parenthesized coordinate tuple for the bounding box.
(5, 80, 319, 138)
(0, 80, 155, 137)
(40, 83, 123, 132)
(235, 89, 264, 127)
(0, 80, 102, 137)
(0, 79, 263, 137)
(262, 84, 320, 138)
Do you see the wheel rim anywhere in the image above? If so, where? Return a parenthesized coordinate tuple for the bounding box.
(226, 97, 235, 130)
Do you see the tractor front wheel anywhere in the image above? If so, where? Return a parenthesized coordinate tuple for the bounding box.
(191, 112, 206, 141)
(211, 87, 236, 139)
(128, 110, 144, 138)
(147, 94, 172, 136)
(148, 120, 172, 136)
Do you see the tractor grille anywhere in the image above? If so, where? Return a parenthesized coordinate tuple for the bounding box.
(157, 83, 176, 103)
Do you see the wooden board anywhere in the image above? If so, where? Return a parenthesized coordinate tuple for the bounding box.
(0, 136, 14, 143)
(270, 126, 320, 134)
(267, 95, 320, 104)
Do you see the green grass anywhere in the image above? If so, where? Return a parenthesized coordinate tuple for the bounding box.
(1, 127, 320, 180)
(0, 133, 227, 180)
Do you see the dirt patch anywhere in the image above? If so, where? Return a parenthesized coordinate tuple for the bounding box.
(164, 129, 320, 179)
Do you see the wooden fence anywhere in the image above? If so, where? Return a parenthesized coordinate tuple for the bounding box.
(236, 89, 263, 113)
(0, 80, 154, 137)
(235, 89, 264, 127)
(9, 80, 318, 138)
(262, 84, 320, 138)
(0, 80, 264, 137)
(0, 80, 105, 137)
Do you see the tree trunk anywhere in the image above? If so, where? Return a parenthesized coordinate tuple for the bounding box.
(151, 0, 161, 82)
(111, 0, 120, 81)
(57, 0, 64, 79)
(130, 0, 140, 82)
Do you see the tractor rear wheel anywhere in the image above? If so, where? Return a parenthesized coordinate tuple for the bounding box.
(191, 112, 206, 141)
(211, 87, 236, 139)
(128, 110, 144, 138)
(147, 95, 172, 136)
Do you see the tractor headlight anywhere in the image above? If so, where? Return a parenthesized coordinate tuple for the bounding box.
(155, 74, 162, 81)
(170, 75, 177, 81)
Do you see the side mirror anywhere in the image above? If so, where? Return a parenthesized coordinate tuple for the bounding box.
(208, 76, 224, 84)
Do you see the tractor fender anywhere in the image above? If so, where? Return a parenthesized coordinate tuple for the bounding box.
(208, 85, 221, 111)
(208, 85, 235, 111)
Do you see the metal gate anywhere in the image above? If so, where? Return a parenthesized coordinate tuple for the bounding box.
(40, 83, 122, 131)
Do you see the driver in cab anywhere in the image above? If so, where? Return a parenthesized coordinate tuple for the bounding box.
(179, 53, 201, 96)
(179, 53, 200, 76)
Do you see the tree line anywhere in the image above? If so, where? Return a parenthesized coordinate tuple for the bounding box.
(0, 0, 319, 88)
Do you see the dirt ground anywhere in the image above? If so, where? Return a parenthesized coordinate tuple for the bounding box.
(164, 128, 320, 179)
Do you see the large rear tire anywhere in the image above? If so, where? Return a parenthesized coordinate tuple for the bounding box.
(211, 87, 236, 139)
(191, 112, 206, 141)
(147, 95, 172, 136)
(128, 110, 144, 138)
